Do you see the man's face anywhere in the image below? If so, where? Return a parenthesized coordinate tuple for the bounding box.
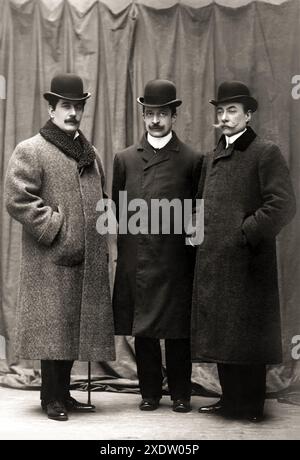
(48, 99, 84, 135)
(143, 106, 176, 138)
(216, 102, 251, 137)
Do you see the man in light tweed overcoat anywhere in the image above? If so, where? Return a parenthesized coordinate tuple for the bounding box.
(5, 73, 115, 421)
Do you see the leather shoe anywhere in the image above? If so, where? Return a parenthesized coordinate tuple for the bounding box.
(65, 396, 96, 412)
(172, 399, 191, 413)
(198, 400, 224, 414)
(246, 413, 264, 423)
(139, 398, 160, 411)
(43, 401, 68, 421)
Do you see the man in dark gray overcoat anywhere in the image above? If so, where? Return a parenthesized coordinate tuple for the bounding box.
(191, 81, 296, 422)
(112, 80, 202, 412)
(5, 74, 115, 421)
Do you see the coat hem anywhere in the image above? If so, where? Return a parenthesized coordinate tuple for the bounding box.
(16, 353, 116, 361)
(191, 355, 282, 365)
(115, 333, 191, 339)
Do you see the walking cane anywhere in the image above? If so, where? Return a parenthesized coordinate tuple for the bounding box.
(87, 361, 91, 405)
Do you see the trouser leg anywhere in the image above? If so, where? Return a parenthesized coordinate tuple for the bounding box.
(217, 363, 266, 416)
(134, 337, 163, 400)
(217, 363, 237, 413)
(57, 360, 74, 401)
(240, 364, 266, 416)
(40, 360, 74, 404)
(165, 338, 192, 401)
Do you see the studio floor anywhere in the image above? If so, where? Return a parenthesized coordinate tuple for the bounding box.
(1, 387, 300, 440)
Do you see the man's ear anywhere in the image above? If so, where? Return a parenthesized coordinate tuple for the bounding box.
(246, 110, 252, 123)
(48, 105, 54, 119)
(172, 113, 177, 123)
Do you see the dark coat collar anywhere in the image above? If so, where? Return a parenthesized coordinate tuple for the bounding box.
(137, 131, 180, 170)
(213, 126, 257, 161)
(40, 120, 96, 171)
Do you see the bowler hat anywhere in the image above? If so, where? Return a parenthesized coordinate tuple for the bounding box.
(137, 79, 182, 108)
(210, 81, 257, 112)
(43, 73, 91, 102)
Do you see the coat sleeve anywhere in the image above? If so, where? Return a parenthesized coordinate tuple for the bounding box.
(5, 142, 63, 246)
(185, 152, 204, 244)
(94, 149, 108, 199)
(242, 144, 296, 247)
(195, 153, 209, 200)
(112, 153, 126, 223)
(192, 152, 204, 202)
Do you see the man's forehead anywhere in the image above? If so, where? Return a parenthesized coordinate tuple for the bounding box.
(216, 102, 243, 110)
(58, 98, 83, 106)
(144, 106, 171, 111)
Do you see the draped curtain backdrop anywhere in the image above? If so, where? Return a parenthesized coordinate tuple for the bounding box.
(1, 0, 300, 402)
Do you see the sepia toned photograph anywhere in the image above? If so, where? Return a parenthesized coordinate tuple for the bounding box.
(0, 0, 300, 443)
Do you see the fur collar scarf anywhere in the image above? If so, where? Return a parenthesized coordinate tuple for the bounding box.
(40, 120, 95, 170)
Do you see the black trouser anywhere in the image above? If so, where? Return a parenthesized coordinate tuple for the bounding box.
(40, 360, 74, 404)
(217, 363, 266, 416)
(134, 337, 192, 401)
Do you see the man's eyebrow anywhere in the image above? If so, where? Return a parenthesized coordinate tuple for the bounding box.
(217, 105, 237, 110)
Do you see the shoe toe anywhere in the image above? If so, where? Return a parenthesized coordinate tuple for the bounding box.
(246, 414, 264, 423)
(173, 400, 191, 413)
(65, 397, 96, 412)
(45, 401, 68, 421)
(198, 401, 223, 414)
(139, 399, 160, 411)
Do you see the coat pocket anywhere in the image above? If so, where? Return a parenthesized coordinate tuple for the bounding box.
(51, 204, 85, 266)
(237, 228, 248, 248)
(236, 217, 249, 248)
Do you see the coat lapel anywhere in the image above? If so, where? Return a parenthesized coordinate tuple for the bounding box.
(137, 136, 155, 163)
(138, 133, 179, 171)
(213, 126, 257, 162)
(213, 139, 234, 162)
(234, 126, 257, 151)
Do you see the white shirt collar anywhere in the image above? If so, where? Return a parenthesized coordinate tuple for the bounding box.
(147, 131, 172, 151)
(73, 131, 80, 140)
(225, 128, 247, 148)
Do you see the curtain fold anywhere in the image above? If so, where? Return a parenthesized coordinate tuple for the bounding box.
(0, 0, 299, 400)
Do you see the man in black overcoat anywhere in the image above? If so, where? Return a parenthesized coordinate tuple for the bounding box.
(191, 81, 296, 422)
(112, 80, 202, 412)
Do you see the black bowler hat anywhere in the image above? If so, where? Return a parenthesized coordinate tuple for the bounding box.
(43, 73, 91, 102)
(210, 81, 258, 112)
(137, 79, 182, 108)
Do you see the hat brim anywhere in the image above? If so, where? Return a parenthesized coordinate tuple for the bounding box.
(137, 97, 182, 108)
(209, 95, 258, 112)
(43, 91, 91, 102)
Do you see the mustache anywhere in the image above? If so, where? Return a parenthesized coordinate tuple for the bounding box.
(65, 117, 78, 123)
(213, 122, 232, 129)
